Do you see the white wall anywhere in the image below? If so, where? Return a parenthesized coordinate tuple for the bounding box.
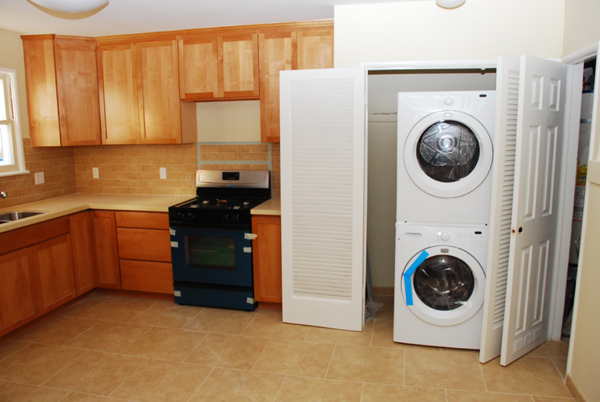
(563, 0, 600, 56)
(0, 28, 29, 138)
(334, 0, 565, 68)
(196, 100, 261, 142)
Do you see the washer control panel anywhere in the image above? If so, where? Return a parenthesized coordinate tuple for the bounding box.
(434, 227, 487, 247)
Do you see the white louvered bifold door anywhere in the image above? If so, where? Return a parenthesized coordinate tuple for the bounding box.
(279, 68, 366, 331)
(501, 56, 567, 366)
(479, 57, 521, 363)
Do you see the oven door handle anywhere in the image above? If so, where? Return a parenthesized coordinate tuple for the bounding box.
(244, 233, 258, 240)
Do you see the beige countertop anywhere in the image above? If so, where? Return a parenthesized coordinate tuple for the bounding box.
(251, 198, 281, 216)
(0, 194, 280, 233)
(0, 193, 192, 233)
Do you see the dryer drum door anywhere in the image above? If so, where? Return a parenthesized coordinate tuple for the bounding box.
(401, 246, 485, 326)
(404, 111, 493, 198)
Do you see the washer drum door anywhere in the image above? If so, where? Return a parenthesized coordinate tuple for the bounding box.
(401, 246, 486, 326)
(404, 111, 493, 198)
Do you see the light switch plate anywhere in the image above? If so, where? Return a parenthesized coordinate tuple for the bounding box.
(34, 172, 44, 185)
(160, 167, 167, 179)
(92, 167, 99, 179)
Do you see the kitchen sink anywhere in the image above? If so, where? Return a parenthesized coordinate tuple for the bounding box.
(0, 211, 45, 224)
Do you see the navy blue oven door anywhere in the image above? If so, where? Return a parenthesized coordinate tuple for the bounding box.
(170, 226, 253, 288)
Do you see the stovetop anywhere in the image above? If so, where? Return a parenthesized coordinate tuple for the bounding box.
(169, 170, 271, 229)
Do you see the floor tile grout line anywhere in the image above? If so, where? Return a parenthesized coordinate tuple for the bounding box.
(271, 375, 288, 402)
(107, 357, 150, 399)
(179, 331, 210, 363)
(39, 349, 91, 388)
(249, 337, 272, 372)
(324, 344, 337, 380)
(359, 382, 366, 402)
(186, 366, 216, 402)
(118, 324, 157, 355)
(477, 353, 489, 392)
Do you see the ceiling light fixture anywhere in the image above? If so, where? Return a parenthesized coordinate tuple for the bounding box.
(29, 0, 108, 13)
(436, 0, 466, 9)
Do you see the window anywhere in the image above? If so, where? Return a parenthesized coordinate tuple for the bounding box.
(0, 67, 27, 176)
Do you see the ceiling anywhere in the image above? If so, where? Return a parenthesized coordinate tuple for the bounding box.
(0, 0, 425, 37)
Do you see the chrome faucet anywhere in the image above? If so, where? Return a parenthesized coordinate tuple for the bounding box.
(0, 191, 6, 198)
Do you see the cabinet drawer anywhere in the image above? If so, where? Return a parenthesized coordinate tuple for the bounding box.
(117, 228, 172, 262)
(120, 260, 173, 294)
(115, 211, 169, 230)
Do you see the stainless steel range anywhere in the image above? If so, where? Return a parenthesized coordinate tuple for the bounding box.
(169, 170, 271, 311)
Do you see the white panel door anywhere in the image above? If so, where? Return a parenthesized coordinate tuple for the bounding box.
(279, 67, 367, 331)
(479, 56, 520, 363)
(501, 56, 567, 366)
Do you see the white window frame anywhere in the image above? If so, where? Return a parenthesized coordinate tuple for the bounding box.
(0, 67, 27, 177)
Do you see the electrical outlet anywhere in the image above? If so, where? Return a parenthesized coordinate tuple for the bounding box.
(34, 172, 44, 185)
(160, 167, 167, 179)
(92, 167, 99, 179)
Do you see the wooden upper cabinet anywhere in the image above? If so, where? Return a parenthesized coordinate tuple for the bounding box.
(258, 24, 333, 143)
(137, 40, 197, 144)
(97, 43, 141, 144)
(22, 35, 102, 146)
(259, 31, 293, 143)
(179, 31, 259, 101)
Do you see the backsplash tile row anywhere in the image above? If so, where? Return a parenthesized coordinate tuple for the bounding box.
(1, 141, 281, 207)
(0, 139, 77, 209)
(73, 144, 198, 196)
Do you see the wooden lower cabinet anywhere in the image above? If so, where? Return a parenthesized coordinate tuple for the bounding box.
(0, 248, 38, 337)
(116, 211, 173, 294)
(91, 211, 121, 289)
(69, 211, 96, 295)
(34, 234, 77, 315)
(120, 260, 173, 294)
(252, 215, 282, 303)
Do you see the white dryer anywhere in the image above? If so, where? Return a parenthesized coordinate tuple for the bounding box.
(394, 223, 487, 349)
(397, 91, 496, 225)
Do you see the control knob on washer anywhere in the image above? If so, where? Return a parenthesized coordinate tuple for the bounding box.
(440, 231, 451, 241)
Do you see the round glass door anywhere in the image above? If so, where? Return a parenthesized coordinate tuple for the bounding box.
(401, 246, 485, 326)
(413, 255, 475, 311)
(403, 111, 493, 198)
(416, 120, 480, 183)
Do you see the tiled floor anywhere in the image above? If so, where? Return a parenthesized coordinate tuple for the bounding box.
(0, 293, 574, 402)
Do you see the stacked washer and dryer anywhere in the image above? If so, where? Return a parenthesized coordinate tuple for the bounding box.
(394, 91, 496, 349)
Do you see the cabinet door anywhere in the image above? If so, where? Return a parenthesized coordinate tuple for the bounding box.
(91, 211, 121, 289)
(296, 29, 334, 70)
(120, 260, 173, 294)
(0, 248, 38, 337)
(97, 43, 141, 144)
(117, 228, 172, 262)
(69, 211, 96, 295)
(220, 33, 259, 99)
(252, 215, 282, 303)
(137, 40, 183, 144)
(34, 234, 77, 315)
(22, 35, 61, 147)
(259, 26, 333, 143)
(54, 37, 102, 146)
(259, 31, 293, 143)
(178, 36, 219, 100)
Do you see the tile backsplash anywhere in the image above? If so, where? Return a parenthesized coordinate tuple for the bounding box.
(1, 141, 281, 208)
(0, 138, 77, 209)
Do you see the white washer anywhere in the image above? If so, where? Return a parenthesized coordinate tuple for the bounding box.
(397, 91, 496, 225)
(393, 223, 488, 349)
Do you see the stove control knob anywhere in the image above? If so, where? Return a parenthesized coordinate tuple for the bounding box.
(185, 213, 195, 221)
(177, 212, 187, 221)
(222, 214, 229, 223)
(230, 214, 240, 223)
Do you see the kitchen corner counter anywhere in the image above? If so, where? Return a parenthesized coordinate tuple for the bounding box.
(251, 198, 281, 215)
(0, 193, 191, 233)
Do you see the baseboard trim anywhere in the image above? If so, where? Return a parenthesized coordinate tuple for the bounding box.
(566, 374, 588, 402)
(373, 286, 394, 296)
